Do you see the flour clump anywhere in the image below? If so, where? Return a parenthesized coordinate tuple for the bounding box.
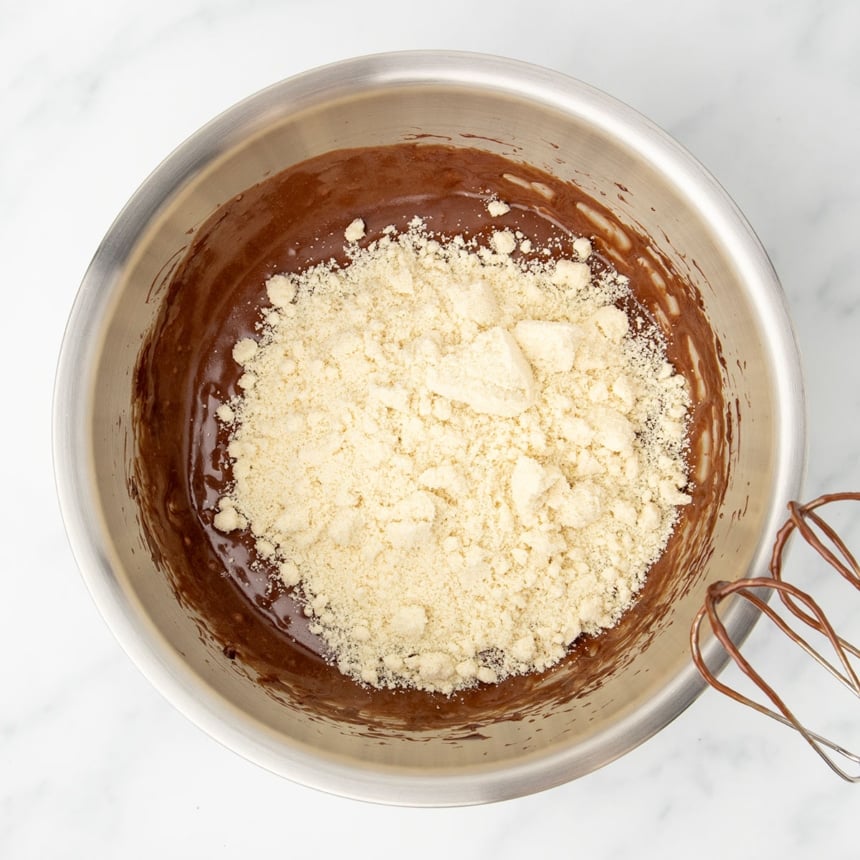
(213, 218, 691, 694)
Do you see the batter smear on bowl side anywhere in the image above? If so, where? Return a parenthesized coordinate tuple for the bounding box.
(211, 211, 691, 694)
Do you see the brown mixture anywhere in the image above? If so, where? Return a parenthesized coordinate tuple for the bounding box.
(133, 143, 728, 728)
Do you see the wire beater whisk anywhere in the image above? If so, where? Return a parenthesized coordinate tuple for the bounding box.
(690, 492, 860, 782)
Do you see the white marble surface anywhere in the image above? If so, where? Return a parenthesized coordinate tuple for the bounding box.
(4, 0, 860, 856)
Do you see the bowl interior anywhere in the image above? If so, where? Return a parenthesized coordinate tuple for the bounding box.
(57, 53, 804, 805)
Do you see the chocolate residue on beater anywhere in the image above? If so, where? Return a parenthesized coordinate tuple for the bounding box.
(691, 492, 860, 782)
(133, 143, 730, 731)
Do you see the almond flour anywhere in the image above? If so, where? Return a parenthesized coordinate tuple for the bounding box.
(213, 215, 691, 694)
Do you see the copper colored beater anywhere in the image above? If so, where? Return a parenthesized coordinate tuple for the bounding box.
(690, 492, 860, 782)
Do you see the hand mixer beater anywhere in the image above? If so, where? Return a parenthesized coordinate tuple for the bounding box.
(690, 492, 860, 782)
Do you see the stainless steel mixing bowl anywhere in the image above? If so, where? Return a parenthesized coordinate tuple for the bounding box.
(53, 51, 805, 805)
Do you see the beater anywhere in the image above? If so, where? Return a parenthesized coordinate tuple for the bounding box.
(690, 492, 860, 782)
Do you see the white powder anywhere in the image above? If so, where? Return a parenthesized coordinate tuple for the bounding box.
(214, 219, 691, 693)
(486, 198, 512, 217)
(343, 218, 366, 243)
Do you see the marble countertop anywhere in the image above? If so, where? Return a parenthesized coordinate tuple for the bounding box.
(4, 0, 859, 856)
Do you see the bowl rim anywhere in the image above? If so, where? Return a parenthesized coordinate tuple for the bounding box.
(53, 49, 806, 806)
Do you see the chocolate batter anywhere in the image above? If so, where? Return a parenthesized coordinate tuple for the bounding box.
(133, 144, 729, 730)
